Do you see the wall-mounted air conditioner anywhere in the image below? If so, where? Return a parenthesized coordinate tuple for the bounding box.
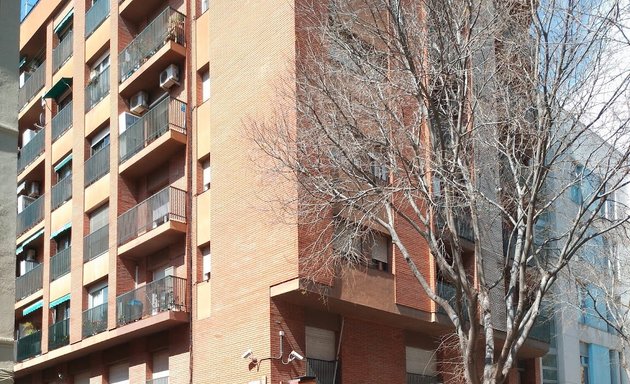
(129, 91, 149, 114)
(159, 64, 179, 89)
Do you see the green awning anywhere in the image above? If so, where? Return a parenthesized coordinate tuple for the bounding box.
(50, 222, 71, 239)
(16, 228, 45, 255)
(49, 293, 70, 308)
(54, 153, 72, 172)
(43, 77, 72, 100)
(53, 9, 74, 35)
(23, 299, 43, 316)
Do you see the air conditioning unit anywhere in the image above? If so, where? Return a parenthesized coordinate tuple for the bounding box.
(159, 64, 179, 89)
(129, 91, 149, 114)
(118, 112, 140, 134)
(17, 195, 36, 213)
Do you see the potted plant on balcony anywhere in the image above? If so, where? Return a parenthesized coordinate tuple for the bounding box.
(20, 321, 37, 337)
(166, 15, 183, 44)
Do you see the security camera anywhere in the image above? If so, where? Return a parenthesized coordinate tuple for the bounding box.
(288, 351, 304, 362)
(242, 349, 253, 359)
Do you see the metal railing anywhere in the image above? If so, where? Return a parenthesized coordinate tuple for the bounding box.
(116, 275, 187, 326)
(119, 98, 186, 163)
(84, 224, 109, 262)
(16, 194, 44, 236)
(119, 7, 185, 83)
(53, 31, 73, 73)
(146, 378, 169, 384)
(18, 60, 45, 110)
(52, 101, 73, 142)
(117, 186, 186, 246)
(437, 281, 469, 321)
(529, 311, 552, 343)
(18, 128, 44, 173)
(85, 66, 110, 111)
(85, 0, 110, 37)
(15, 263, 43, 300)
(20, 0, 40, 22)
(407, 373, 440, 384)
(48, 318, 70, 350)
(306, 358, 340, 384)
(50, 247, 71, 281)
(436, 208, 474, 243)
(82, 303, 108, 337)
(16, 331, 41, 361)
(85, 143, 110, 186)
(51, 175, 72, 210)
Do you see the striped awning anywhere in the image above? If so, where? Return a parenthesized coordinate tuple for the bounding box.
(49, 293, 70, 308)
(22, 299, 43, 316)
(50, 222, 71, 239)
(16, 228, 45, 255)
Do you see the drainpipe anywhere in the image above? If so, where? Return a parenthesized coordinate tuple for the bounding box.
(332, 317, 345, 383)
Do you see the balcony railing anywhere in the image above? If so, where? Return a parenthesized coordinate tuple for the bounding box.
(53, 31, 73, 73)
(52, 101, 73, 142)
(82, 303, 107, 337)
(15, 263, 43, 300)
(407, 373, 440, 384)
(20, 0, 40, 22)
(85, 144, 110, 186)
(18, 61, 46, 110)
(51, 175, 72, 210)
(116, 275, 187, 326)
(85, 0, 110, 37)
(529, 311, 552, 343)
(18, 128, 44, 173)
(50, 247, 71, 281)
(119, 98, 186, 163)
(146, 378, 169, 384)
(437, 281, 469, 321)
(118, 7, 185, 83)
(48, 318, 70, 350)
(16, 331, 41, 361)
(84, 224, 109, 262)
(117, 186, 186, 246)
(16, 194, 44, 236)
(436, 208, 474, 243)
(85, 66, 110, 111)
(306, 358, 340, 384)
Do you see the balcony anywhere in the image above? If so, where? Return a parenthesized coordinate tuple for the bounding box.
(16, 263, 43, 301)
(146, 378, 169, 384)
(436, 280, 469, 322)
(82, 303, 107, 337)
(529, 311, 552, 343)
(117, 186, 186, 257)
(84, 224, 109, 262)
(306, 358, 340, 384)
(119, 97, 186, 175)
(52, 31, 73, 73)
(16, 194, 44, 237)
(48, 318, 70, 350)
(118, 8, 185, 95)
(407, 374, 440, 384)
(51, 175, 72, 210)
(85, 143, 110, 187)
(18, 61, 45, 111)
(18, 128, 44, 174)
(50, 247, 71, 281)
(51, 101, 73, 142)
(85, 0, 110, 38)
(85, 66, 110, 111)
(16, 331, 41, 362)
(116, 275, 187, 327)
(436, 208, 474, 243)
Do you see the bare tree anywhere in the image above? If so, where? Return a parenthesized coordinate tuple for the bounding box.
(250, 0, 630, 383)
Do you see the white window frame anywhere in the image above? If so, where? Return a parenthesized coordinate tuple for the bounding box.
(201, 71, 210, 102)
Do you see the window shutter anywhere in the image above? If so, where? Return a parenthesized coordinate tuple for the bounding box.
(371, 234, 388, 263)
(405, 346, 436, 375)
(305, 326, 335, 361)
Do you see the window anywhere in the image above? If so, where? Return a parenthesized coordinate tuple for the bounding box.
(55, 230, 71, 252)
(333, 221, 391, 271)
(367, 233, 390, 271)
(579, 283, 608, 331)
(405, 346, 437, 377)
(305, 326, 335, 361)
(571, 164, 604, 214)
(55, 159, 72, 181)
(580, 343, 590, 384)
(73, 373, 89, 384)
(201, 71, 210, 102)
(541, 351, 558, 384)
(201, 245, 211, 280)
(90, 126, 110, 155)
(88, 281, 108, 309)
(89, 204, 109, 232)
(202, 158, 211, 191)
(90, 53, 110, 79)
(51, 300, 70, 323)
(109, 363, 129, 384)
(152, 350, 169, 380)
(369, 152, 388, 183)
(200, 0, 209, 13)
(153, 265, 174, 281)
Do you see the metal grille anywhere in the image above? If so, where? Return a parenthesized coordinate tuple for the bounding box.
(52, 101, 73, 142)
(53, 30, 73, 72)
(50, 247, 71, 281)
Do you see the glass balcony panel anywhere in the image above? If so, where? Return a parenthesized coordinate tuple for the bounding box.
(82, 303, 108, 337)
(119, 98, 186, 163)
(51, 175, 72, 210)
(52, 101, 73, 142)
(15, 263, 43, 300)
(50, 246, 71, 281)
(53, 30, 73, 73)
(17, 128, 44, 173)
(85, 66, 110, 111)
(48, 318, 70, 350)
(116, 275, 186, 326)
(118, 8, 185, 83)
(85, 143, 110, 186)
(16, 330, 41, 361)
(16, 194, 44, 236)
(18, 61, 46, 110)
(84, 224, 109, 262)
(85, 0, 110, 37)
(117, 186, 186, 246)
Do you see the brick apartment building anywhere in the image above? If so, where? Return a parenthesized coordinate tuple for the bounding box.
(12, 1, 549, 383)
